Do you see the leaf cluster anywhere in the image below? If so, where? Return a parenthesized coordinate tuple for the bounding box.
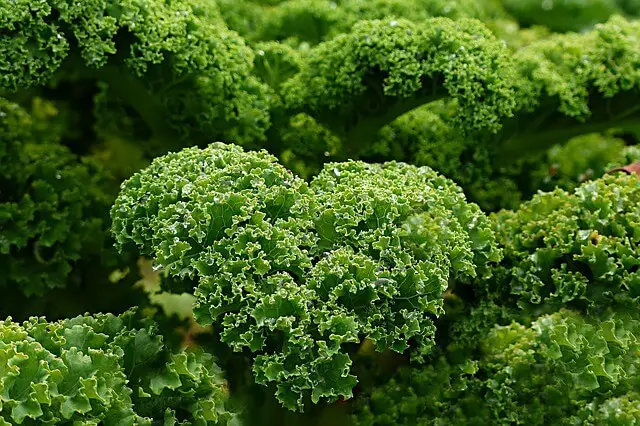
(111, 142, 499, 411)
(0, 310, 235, 425)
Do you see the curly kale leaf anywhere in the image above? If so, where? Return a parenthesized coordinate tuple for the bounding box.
(479, 308, 640, 424)
(530, 133, 635, 194)
(218, 0, 508, 45)
(0, 97, 113, 297)
(111, 142, 316, 282)
(498, 16, 640, 162)
(0, 310, 235, 425)
(282, 17, 519, 157)
(486, 173, 640, 312)
(0, 0, 272, 150)
(353, 308, 640, 425)
(112, 142, 499, 411)
(371, 103, 527, 212)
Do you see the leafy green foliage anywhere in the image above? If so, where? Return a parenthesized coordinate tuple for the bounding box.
(308, 160, 500, 357)
(354, 307, 640, 425)
(531, 134, 628, 191)
(218, 0, 508, 45)
(252, 42, 302, 92)
(353, 171, 640, 425)
(111, 142, 315, 282)
(3, 0, 640, 423)
(0, 0, 272, 151)
(0, 310, 235, 425)
(501, 0, 633, 32)
(278, 113, 343, 179)
(0, 97, 113, 297)
(366, 103, 527, 211)
(487, 174, 640, 311)
(479, 308, 640, 424)
(498, 16, 640, 161)
(282, 17, 519, 157)
(111, 142, 499, 411)
(276, 15, 640, 213)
